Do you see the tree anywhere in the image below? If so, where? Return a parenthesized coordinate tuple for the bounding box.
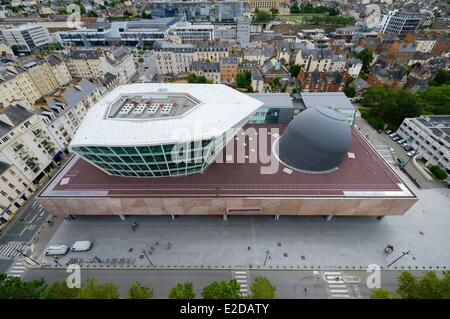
(370, 271, 450, 299)
(40, 282, 80, 299)
(169, 282, 196, 299)
(430, 70, 450, 86)
(270, 8, 278, 19)
(127, 283, 154, 299)
(253, 8, 273, 23)
(429, 165, 448, 181)
(290, 1, 300, 14)
(418, 85, 450, 115)
(79, 278, 120, 299)
(0, 273, 46, 299)
(236, 71, 252, 89)
(355, 49, 374, 73)
(344, 86, 356, 98)
(202, 279, 242, 299)
(249, 276, 276, 299)
(288, 64, 302, 78)
(370, 289, 392, 299)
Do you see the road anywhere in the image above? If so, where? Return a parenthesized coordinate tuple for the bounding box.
(22, 268, 424, 299)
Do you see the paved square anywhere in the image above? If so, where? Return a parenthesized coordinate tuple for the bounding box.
(37, 167, 450, 270)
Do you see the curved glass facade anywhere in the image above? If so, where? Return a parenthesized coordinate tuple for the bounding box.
(71, 139, 216, 177)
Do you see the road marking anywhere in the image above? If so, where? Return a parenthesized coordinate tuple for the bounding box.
(329, 284, 346, 288)
(7, 259, 28, 278)
(0, 242, 26, 258)
(233, 270, 249, 297)
(324, 271, 352, 299)
(331, 294, 350, 298)
(330, 289, 349, 293)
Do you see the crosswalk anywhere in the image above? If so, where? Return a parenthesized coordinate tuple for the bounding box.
(0, 241, 26, 258)
(7, 260, 27, 278)
(323, 271, 350, 298)
(233, 270, 249, 297)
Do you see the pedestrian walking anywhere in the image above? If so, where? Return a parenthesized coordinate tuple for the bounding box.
(304, 287, 308, 293)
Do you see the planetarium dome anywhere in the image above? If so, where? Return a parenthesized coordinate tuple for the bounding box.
(276, 106, 352, 173)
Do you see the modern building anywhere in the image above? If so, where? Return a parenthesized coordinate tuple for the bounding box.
(1, 24, 53, 53)
(300, 92, 356, 125)
(38, 85, 417, 218)
(236, 14, 251, 45)
(166, 22, 215, 42)
(380, 10, 422, 39)
(397, 116, 450, 173)
(247, 93, 293, 124)
(68, 83, 262, 177)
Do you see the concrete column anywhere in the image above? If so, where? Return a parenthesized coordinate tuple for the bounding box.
(326, 215, 333, 221)
(119, 214, 127, 221)
(223, 214, 228, 221)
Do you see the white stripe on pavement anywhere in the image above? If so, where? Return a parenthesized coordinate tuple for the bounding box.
(330, 289, 349, 293)
(331, 294, 350, 298)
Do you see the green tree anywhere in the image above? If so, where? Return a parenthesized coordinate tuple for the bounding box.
(169, 282, 196, 299)
(355, 49, 374, 73)
(236, 71, 251, 89)
(430, 70, 450, 86)
(370, 288, 392, 299)
(270, 8, 278, 19)
(253, 8, 273, 23)
(418, 85, 450, 115)
(187, 73, 198, 83)
(344, 86, 356, 98)
(79, 278, 120, 299)
(0, 273, 46, 299)
(288, 64, 302, 77)
(202, 279, 242, 299)
(429, 165, 448, 180)
(127, 283, 154, 299)
(249, 276, 276, 299)
(40, 282, 80, 299)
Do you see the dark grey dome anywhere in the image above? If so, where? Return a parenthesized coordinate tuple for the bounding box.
(277, 106, 352, 173)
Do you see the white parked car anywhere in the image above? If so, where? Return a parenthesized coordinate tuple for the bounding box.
(407, 150, 416, 157)
(397, 139, 406, 144)
(71, 241, 92, 252)
(45, 245, 69, 256)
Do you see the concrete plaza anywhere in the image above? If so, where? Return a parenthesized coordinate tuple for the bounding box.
(36, 178, 450, 271)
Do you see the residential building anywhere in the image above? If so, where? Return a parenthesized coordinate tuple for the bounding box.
(20, 58, 59, 96)
(40, 80, 101, 150)
(0, 64, 42, 110)
(98, 47, 137, 85)
(346, 58, 363, 78)
(64, 50, 102, 80)
(0, 103, 61, 183)
(298, 69, 346, 93)
(295, 48, 346, 73)
(45, 54, 72, 87)
(1, 24, 53, 53)
(380, 10, 422, 38)
(0, 161, 35, 223)
(398, 116, 450, 172)
(190, 61, 221, 83)
(414, 34, 437, 53)
(153, 41, 196, 75)
(220, 57, 238, 84)
(194, 42, 229, 63)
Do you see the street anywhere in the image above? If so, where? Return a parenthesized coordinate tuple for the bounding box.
(22, 268, 426, 299)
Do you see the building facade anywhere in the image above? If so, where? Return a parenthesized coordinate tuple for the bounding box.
(2, 24, 53, 53)
(380, 10, 422, 38)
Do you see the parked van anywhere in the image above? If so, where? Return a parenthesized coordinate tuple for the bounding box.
(71, 241, 92, 252)
(45, 245, 69, 256)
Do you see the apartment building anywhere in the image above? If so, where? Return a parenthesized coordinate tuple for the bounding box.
(0, 64, 41, 110)
(236, 14, 251, 45)
(398, 116, 450, 172)
(346, 58, 363, 78)
(0, 103, 61, 183)
(98, 47, 137, 85)
(220, 57, 238, 84)
(45, 55, 72, 87)
(295, 48, 347, 73)
(64, 50, 102, 80)
(20, 58, 60, 96)
(153, 41, 196, 75)
(194, 42, 229, 63)
(247, 0, 289, 13)
(1, 24, 53, 53)
(0, 161, 35, 223)
(40, 79, 101, 149)
(414, 34, 437, 53)
(190, 61, 220, 83)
